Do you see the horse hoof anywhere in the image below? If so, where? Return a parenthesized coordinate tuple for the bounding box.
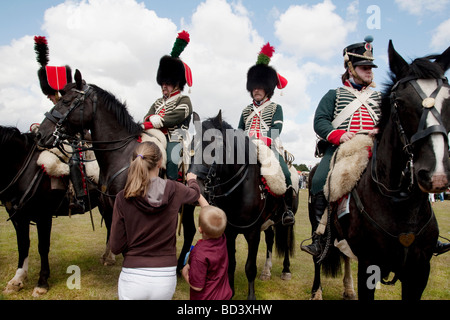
(32, 286, 48, 297)
(280, 272, 291, 281)
(310, 289, 323, 300)
(259, 272, 271, 281)
(343, 291, 356, 300)
(3, 280, 24, 294)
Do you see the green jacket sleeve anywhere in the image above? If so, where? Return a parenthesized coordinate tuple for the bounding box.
(144, 102, 157, 121)
(268, 104, 283, 138)
(162, 96, 193, 128)
(238, 112, 245, 131)
(313, 89, 337, 140)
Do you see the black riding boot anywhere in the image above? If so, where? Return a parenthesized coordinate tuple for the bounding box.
(301, 191, 328, 256)
(69, 156, 86, 215)
(282, 187, 295, 226)
(434, 240, 450, 256)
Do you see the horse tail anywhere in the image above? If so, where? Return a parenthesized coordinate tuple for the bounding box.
(320, 245, 343, 277)
(274, 223, 295, 257)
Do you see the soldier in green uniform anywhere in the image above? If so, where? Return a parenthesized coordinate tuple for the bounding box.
(142, 31, 193, 181)
(301, 36, 449, 256)
(238, 42, 294, 226)
(301, 36, 381, 256)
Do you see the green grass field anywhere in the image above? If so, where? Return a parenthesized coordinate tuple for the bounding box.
(0, 189, 449, 300)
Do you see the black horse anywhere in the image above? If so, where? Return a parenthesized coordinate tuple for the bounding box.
(0, 125, 98, 296)
(189, 111, 297, 300)
(309, 41, 450, 300)
(36, 70, 197, 272)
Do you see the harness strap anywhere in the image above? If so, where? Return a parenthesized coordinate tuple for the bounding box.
(208, 164, 249, 199)
(100, 165, 129, 197)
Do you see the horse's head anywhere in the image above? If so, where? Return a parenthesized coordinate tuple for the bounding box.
(36, 70, 96, 148)
(189, 110, 254, 201)
(385, 40, 450, 193)
(189, 111, 226, 190)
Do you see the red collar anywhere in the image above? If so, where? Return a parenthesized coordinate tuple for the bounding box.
(344, 79, 367, 90)
(164, 90, 181, 100)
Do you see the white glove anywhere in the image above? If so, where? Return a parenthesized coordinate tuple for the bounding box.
(150, 115, 163, 128)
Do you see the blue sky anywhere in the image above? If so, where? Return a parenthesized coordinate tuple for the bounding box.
(1, 0, 449, 166)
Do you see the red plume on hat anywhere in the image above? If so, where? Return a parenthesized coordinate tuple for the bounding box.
(257, 42, 287, 89)
(34, 36, 49, 67)
(256, 43, 275, 65)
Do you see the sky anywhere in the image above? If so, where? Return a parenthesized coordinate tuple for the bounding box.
(0, 0, 449, 168)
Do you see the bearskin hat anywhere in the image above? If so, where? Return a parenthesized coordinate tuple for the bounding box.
(34, 36, 72, 96)
(156, 30, 192, 91)
(247, 43, 287, 99)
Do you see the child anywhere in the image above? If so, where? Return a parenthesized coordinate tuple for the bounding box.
(182, 205, 232, 300)
(110, 141, 205, 300)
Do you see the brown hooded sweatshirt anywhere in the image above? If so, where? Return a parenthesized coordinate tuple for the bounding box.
(110, 177, 200, 268)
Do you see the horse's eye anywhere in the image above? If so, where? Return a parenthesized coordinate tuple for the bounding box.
(394, 99, 406, 111)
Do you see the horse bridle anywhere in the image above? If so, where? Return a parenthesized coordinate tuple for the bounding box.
(44, 85, 97, 147)
(372, 75, 449, 196)
(188, 131, 269, 229)
(189, 136, 249, 204)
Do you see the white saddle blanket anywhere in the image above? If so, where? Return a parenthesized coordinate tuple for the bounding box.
(324, 134, 373, 202)
(37, 143, 99, 183)
(251, 139, 299, 196)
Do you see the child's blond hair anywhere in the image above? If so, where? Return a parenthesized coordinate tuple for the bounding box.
(199, 206, 227, 239)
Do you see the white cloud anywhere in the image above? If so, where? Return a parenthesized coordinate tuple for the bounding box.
(395, 0, 450, 15)
(274, 0, 356, 60)
(0, 0, 329, 166)
(430, 18, 450, 51)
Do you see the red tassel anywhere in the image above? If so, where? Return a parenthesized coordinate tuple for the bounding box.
(177, 30, 190, 43)
(34, 36, 47, 45)
(260, 42, 274, 58)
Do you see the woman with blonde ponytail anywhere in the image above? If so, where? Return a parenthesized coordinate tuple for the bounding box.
(110, 141, 207, 300)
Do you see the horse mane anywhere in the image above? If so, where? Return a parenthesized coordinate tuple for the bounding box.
(0, 125, 35, 148)
(90, 84, 142, 135)
(378, 55, 446, 133)
(202, 116, 234, 131)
